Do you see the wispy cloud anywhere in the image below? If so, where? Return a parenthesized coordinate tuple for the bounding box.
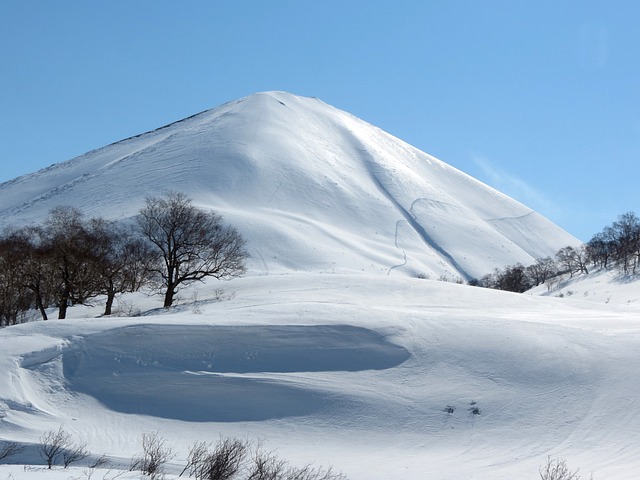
(470, 153, 560, 218)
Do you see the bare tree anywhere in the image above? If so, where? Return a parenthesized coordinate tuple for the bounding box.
(181, 438, 347, 480)
(39, 426, 73, 469)
(62, 439, 89, 468)
(183, 437, 248, 480)
(539, 456, 590, 480)
(246, 448, 283, 480)
(526, 257, 557, 287)
(41, 207, 106, 318)
(556, 246, 589, 278)
(490, 263, 532, 293)
(137, 192, 248, 307)
(180, 441, 210, 478)
(610, 212, 640, 274)
(585, 233, 611, 269)
(131, 432, 175, 479)
(8, 227, 54, 320)
(87, 219, 155, 315)
(0, 235, 33, 326)
(247, 446, 347, 480)
(0, 440, 25, 461)
(284, 465, 347, 480)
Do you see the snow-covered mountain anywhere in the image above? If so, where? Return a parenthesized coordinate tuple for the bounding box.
(2, 93, 640, 480)
(0, 91, 578, 280)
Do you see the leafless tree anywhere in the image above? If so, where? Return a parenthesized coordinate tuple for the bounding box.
(539, 456, 591, 480)
(610, 212, 640, 274)
(0, 235, 33, 326)
(130, 432, 175, 479)
(0, 440, 25, 461)
(496, 263, 532, 292)
(585, 232, 613, 269)
(62, 439, 89, 468)
(40, 207, 106, 318)
(87, 218, 155, 315)
(137, 192, 248, 307)
(526, 257, 557, 286)
(585, 211, 640, 275)
(556, 246, 589, 278)
(180, 441, 210, 478)
(181, 438, 347, 480)
(247, 446, 347, 480)
(39, 426, 74, 469)
(181, 437, 248, 480)
(88, 453, 110, 469)
(246, 447, 288, 480)
(7, 226, 54, 320)
(284, 465, 347, 480)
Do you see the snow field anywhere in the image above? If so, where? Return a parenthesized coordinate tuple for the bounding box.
(1, 273, 640, 479)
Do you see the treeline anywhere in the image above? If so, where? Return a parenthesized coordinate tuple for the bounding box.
(472, 211, 640, 293)
(0, 192, 247, 327)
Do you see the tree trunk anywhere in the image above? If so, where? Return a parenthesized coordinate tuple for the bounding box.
(35, 293, 48, 320)
(104, 291, 115, 316)
(58, 299, 68, 319)
(163, 288, 175, 308)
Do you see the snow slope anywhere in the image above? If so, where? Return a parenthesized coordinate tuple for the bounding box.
(1, 274, 640, 479)
(530, 267, 640, 306)
(3, 92, 633, 479)
(0, 91, 579, 280)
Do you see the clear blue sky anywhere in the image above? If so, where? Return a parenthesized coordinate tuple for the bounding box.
(2, 1, 639, 241)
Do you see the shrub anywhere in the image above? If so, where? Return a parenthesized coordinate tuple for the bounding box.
(39, 426, 87, 469)
(0, 440, 25, 461)
(131, 432, 175, 479)
(539, 456, 592, 480)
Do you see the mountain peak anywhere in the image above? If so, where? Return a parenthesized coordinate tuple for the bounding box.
(0, 93, 579, 279)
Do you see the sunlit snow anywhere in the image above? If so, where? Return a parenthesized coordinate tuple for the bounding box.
(0, 92, 637, 479)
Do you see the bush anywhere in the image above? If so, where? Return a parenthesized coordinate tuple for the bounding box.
(39, 426, 87, 469)
(131, 432, 175, 479)
(0, 440, 25, 461)
(182, 438, 248, 480)
(539, 456, 592, 480)
(180, 438, 347, 480)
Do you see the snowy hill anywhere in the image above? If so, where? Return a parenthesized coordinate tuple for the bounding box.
(4, 92, 636, 479)
(1, 274, 640, 479)
(0, 91, 578, 280)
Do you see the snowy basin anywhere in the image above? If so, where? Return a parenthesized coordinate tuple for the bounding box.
(60, 324, 409, 422)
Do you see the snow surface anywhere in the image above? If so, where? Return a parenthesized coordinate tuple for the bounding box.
(530, 267, 640, 307)
(0, 91, 579, 280)
(1, 274, 640, 479)
(0, 91, 636, 479)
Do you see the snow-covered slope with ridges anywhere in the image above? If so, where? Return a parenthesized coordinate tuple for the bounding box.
(2, 274, 640, 479)
(0, 92, 579, 279)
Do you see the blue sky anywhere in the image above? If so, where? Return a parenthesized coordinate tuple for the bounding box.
(2, 1, 639, 241)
